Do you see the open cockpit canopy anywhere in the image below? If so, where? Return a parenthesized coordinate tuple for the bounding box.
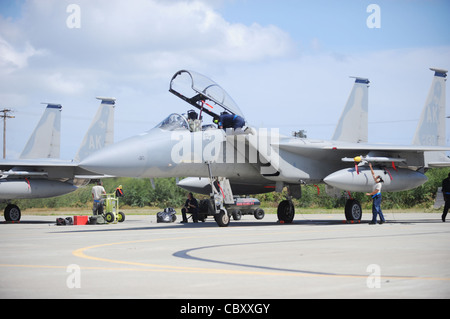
(169, 70, 245, 120)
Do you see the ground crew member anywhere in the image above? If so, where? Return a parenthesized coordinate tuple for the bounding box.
(442, 172, 450, 222)
(365, 163, 386, 224)
(92, 181, 106, 215)
(216, 112, 245, 133)
(181, 192, 199, 223)
(115, 185, 124, 197)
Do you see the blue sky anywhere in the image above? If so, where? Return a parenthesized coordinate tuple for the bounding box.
(220, 0, 450, 50)
(0, 0, 449, 159)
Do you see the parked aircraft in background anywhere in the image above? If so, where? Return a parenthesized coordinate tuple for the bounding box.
(19, 103, 62, 160)
(80, 69, 449, 226)
(0, 97, 116, 221)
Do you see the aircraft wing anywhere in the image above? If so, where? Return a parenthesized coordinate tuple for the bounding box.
(0, 159, 102, 179)
(277, 140, 450, 167)
(277, 138, 450, 152)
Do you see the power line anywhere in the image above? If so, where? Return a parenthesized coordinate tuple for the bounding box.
(0, 108, 15, 159)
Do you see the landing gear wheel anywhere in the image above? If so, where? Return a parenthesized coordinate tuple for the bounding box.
(4, 204, 21, 222)
(232, 209, 242, 221)
(118, 212, 125, 223)
(277, 200, 295, 223)
(254, 208, 265, 220)
(345, 199, 362, 221)
(214, 209, 230, 227)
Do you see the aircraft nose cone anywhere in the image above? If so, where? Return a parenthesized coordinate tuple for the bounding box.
(79, 145, 119, 176)
(79, 137, 147, 177)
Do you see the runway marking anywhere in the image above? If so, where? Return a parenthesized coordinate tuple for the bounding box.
(70, 230, 450, 281)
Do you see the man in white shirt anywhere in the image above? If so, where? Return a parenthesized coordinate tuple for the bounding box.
(366, 163, 386, 224)
(92, 181, 106, 215)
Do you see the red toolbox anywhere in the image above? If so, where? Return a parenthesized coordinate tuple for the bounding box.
(74, 215, 89, 225)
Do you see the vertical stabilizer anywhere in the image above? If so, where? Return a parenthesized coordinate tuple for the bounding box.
(413, 68, 447, 146)
(412, 68, 449, 167)
(74, 97, 116, 162)
(332, 77, 369, 143)
(20, 104, 62, 159)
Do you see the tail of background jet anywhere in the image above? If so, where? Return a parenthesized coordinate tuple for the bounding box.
(73, 97, 116, 163)
(331, 77, 369, 143)
(412, 68, 449, 167)
(20, 104, 62, 159)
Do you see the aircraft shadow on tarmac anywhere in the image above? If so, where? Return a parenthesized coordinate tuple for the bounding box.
(42, 216, 446, 234)
(1, 220, 54, 225)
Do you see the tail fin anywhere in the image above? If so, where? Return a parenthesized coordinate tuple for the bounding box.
(73, 97, 116, 162)
(332, 77, 369, 143)
(20, 103, 62, 159)
(412, 68, 449, 167)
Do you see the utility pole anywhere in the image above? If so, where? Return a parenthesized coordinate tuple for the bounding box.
(0, 108, 15, 159)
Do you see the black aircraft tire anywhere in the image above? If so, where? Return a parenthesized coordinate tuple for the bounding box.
(345, 199, 362, 221)
(254, 208, 265, 220)
(277, 200, 295, 223)
(4, 204, 21, 222)
(232, 209, 242, 221)
(214, 209, 230, 227)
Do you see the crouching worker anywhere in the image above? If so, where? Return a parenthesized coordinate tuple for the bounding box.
(92, 181, 106, 215)
(215, 112, 246, 134)
(181, 192, 199, 223)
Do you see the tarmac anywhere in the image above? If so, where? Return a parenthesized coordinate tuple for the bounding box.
(1, 212, 449, 299)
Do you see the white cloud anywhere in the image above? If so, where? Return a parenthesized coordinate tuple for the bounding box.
(11, 0, 294, 68)
(0, 35, 44, 74)
(0, 0, 296, 158)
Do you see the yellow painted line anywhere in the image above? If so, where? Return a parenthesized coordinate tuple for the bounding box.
(1, 227, 448, 281)
(70, 233, 450, 281)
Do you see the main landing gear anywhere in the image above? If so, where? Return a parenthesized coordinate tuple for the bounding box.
(275, 186, 363, 224)
(4, 204, 21, 222)
(276, 184, 300, 224)
(277, 199, 295, 223)
(345, 199, 362, 221)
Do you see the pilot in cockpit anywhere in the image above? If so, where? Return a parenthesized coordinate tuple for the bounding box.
(186, 109, 201, 132)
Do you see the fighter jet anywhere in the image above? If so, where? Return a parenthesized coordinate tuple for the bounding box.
(80, 69, 449, 227)
(0, 97, 116, 221)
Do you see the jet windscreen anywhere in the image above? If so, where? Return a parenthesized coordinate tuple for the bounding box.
(155, 113, 189, 131)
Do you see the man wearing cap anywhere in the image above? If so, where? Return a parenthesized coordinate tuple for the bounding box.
(181, 192, 199, 223)
(365, 163, 386, 225)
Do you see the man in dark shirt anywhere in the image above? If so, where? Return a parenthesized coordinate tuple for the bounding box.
(442, 173, 450, 222)
(181, 192, 199, 223)
(217, 113, 245, 133)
